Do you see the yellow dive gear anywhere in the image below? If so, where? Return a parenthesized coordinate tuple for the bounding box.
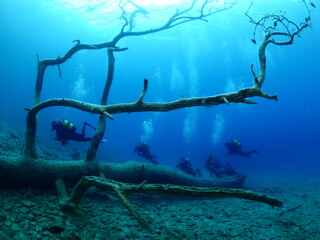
(62, 120, 74, 130)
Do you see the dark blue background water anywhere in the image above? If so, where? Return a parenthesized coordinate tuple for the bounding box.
(1, 0, 319, 178)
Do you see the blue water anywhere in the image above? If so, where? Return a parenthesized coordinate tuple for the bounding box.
(1, 0, 319, 178)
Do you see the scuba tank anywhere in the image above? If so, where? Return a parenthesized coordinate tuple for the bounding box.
(61, 120, 76, 132)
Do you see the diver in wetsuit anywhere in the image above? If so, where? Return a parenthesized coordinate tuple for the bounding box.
(205, 156, 237, 178)
(225, 140, 261, 158)
(133, 142, 158, 164)
(223, 161, 237, 176)
(177, 157, 202, 178)
(51, 120, 95, 146)
(205, 155, 224, 178)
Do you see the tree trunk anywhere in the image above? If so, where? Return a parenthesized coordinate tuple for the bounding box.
(0, 157, 245, 189)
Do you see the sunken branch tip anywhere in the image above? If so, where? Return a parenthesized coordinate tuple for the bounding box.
(102, 111, 114, 120)
(136, 78, 149, 104)
(143, 78, 148, 89)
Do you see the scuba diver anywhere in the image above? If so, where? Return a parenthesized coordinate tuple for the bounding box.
(51, 120, 97, 146)
(225, 139, 261, 158)
(176, 157, 202, 178)
(133, 142, 158, 164)
(205, 155, 224, 178)
(223, 161, 237, 176)
(205, 156, 237, 178)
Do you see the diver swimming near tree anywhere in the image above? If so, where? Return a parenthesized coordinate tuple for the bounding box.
(205, 155, 237, 178)
(225, 139, 261, 158)
(205, 155, 223, 178)
(223, 161, 237, 176)
(51, 120, 100, 146)
(176, 157, 202, 178)
(133, 142, 158, 164)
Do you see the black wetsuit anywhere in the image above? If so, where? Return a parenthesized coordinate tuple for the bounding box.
(205, 156, 223, 178)
(52, 121, 91, 146)
(177, 158, 202, 177)
(134, 142, 158, 164)
(223, 161, 237, 176)
(225, 140, 260, 158)
(205, 156, 237, 178)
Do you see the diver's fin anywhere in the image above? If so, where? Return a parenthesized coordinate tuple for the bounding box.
(84, 121, 97, 131)
(246, 150, 261, 158)
(252, 150, 261, 155)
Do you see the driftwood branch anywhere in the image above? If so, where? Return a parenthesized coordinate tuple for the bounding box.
(56, 176, 283, 232)
(136, 78, 148, 104)
(1, 157, 246, 189)
(85, 46, 128, 161)
(28, 85, 277, 118)
(28, 0, 235, 160)
(23, 82, 276, 158)
(86, 48, 117, 161)
(246, 1, 311, 88)
(33, 0, 234, 105)
(118, 0, 235, 34)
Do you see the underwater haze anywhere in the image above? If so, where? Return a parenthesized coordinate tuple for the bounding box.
(1, 0, 319, 179)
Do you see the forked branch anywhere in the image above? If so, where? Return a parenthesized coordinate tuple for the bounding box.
(27, 80, 277, 120)
(246, 0, 311, 88)
(34, 0, 234, 104)
(118, 0, 235, 34)
(23, 78, 276, 159)
(56, 176, 283, 232)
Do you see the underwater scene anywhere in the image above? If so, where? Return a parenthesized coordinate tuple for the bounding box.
(0, 0, 319, 239)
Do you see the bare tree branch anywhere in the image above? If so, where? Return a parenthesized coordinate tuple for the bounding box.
(246, 0, 311, 88)
(136, 78, 149, 104)
(27, 0, 237, 160)
(23, 0, 311, 164)
(23, 79, 277, 159)
(56, 176, 283, 232)
(33, 0, 234, 105)
(27, 83, 277, 121)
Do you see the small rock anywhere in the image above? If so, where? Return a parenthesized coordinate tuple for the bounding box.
(205, 214, 214, 220)
(0, 214, 7, 221)
(33, 209, 42, 216)
(11, 222, 20, 231)
(25, 213, 36, 221)
(21, 220, 30, 230)
(19, 207, 31, 215)
(43, 225, 65, 234)
(4, 220, 11, 227)
(21, 200, 34, 207)
(0, 230, 10, 240)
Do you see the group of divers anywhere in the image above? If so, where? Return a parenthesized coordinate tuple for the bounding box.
(51, 120, 261, 178)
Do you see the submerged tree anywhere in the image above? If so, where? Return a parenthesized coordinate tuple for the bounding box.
(0, 0, 313, 231)
(23, 0, 238, 160)
(23, 0, 312, 161)
(17, 0, 312, 188)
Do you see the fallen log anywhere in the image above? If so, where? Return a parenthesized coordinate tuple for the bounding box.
(0, 157, 245, 189)
(0, 155, 283, 233)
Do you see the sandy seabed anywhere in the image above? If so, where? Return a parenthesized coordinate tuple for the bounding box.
(0, 176, 319, 240)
